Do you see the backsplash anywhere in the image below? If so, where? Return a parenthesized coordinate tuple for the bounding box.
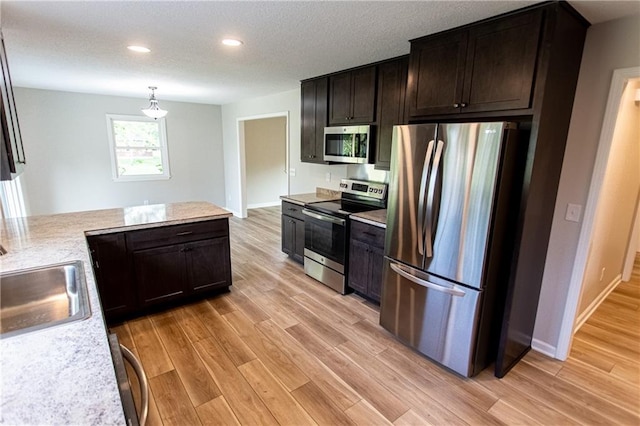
(347, 164, 390, 184)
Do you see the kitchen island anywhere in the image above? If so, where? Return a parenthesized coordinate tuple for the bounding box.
(0, 202, 232, 425)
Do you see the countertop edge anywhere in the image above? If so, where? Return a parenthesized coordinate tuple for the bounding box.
(350, 214, 387, 229)
(84, 212, 232, 236)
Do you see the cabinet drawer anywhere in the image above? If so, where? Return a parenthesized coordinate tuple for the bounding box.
(281, 201, 305, 221)
(127, 219, 229, 251)
(350, 220, 385, 248)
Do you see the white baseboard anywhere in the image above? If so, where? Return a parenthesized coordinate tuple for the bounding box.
(573, 274, 622, 333)
(225, 207, 243, 218)
(248, 201, 281, 209)
(531, 338, 557, 358)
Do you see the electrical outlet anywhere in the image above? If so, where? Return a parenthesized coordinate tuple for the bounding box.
(326, 172, 331, 182)
(565, 203, 582, 222)
(600, 267, 605, 282)
(143, 200, 149, 205)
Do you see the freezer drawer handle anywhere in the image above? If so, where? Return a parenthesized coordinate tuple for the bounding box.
(302, 209, 346, 226)
(390, 262, 465, 297)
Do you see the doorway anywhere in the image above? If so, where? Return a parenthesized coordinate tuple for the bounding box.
(557, 67, 640, 359)
(237, 112, 289, 218)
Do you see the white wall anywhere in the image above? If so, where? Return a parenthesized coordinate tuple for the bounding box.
(14, 87, 225, 215)
(244, 116, 287, 208)
(221, 89, 347, 216)
(577, 79, 640, 314)
(533, 14, 640, 354)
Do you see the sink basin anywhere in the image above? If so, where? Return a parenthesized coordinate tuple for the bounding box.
(1, 261, 91, 339)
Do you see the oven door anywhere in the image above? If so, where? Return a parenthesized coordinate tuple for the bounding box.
(302, 209, 346, 269)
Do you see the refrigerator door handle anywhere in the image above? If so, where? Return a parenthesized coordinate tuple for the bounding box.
(424, 140, 444, 258)
(417, 140, 435, 256)
(389, 261, 466, 297)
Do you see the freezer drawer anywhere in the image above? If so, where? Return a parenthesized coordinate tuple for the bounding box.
(379, 258, 482, 377)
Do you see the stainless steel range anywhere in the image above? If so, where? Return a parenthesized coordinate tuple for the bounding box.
(302, 178, 387, 294)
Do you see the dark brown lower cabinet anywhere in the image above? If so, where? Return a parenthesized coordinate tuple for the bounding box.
(87, 218, 232, 323)
(87, 232, 136, 319)
(348, 220, 385, 303)
(133, 236, 232, 307)
(281, 201, 305, 264)
(185, 237, 232, 293)
(133, 244, 186, 307)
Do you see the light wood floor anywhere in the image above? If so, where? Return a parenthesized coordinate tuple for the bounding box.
(112, 207, 640, 425)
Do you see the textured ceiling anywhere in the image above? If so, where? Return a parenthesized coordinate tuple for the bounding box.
(1, 1, 638, 105)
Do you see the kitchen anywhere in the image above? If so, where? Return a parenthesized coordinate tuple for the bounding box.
(1, 1, 640, 424)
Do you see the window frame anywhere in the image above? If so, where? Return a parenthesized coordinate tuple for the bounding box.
(105, 114, 171, 182)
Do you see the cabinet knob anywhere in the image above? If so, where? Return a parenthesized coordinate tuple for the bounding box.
(460, 102, 468, 108)
(453, 103, 460, 108)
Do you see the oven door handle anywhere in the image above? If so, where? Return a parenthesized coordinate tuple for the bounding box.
(302, 209, 346, 226)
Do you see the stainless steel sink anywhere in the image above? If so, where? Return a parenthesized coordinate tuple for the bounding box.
(0, 261, 91, 338)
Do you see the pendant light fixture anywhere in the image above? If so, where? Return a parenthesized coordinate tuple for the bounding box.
(141, 86, 167, 119)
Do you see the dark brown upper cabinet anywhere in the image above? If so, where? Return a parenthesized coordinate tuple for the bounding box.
(407, 9, 542, 118)
(329, 66, 377, 125)
(301, 77, 328, 163)
(0, 30, 26, 181)
(375, 57, 408, 170)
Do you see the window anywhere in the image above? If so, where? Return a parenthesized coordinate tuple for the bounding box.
(106, 114, 170, 181)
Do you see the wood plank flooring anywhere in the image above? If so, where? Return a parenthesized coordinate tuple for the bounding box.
(112, 207, 640, 425)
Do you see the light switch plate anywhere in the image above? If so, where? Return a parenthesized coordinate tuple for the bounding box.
(289, 168, 296, 176)
(565, 203, 582, 222)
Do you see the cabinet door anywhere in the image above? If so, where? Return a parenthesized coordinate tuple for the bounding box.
(282, 214, 304, 264)
(350, 66, 377, 123)
(281, 215, 295, 256)
(87, 233, 136, 320)
(375, 58, 408, 170)
(301, 78, 328, 163)
(348, 238, 370, 295)
(185, 237, 231, 293)
(462, 9, 542, 113)
(368, 245, 385, 303)
(133, 245, 186, 307)
(407, 31, 467, 118)
(329, 72, 352, 125)
(293, 217, 305, 264)
(329, 67, 376, 125)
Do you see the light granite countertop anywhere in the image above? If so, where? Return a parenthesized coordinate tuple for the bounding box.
(0, 201, 232, 425)
(280, 188, 340, 206)
(350, 209, 387, 229)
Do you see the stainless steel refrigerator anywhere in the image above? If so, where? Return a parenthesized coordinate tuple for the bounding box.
(380, 122, 523, 377)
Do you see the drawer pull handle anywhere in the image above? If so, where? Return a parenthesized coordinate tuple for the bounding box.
(176, 231, 193, 236)
(363, 232, 377, 237)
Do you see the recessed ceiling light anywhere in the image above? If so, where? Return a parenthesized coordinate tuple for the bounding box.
(127, 45, 151, 53)
(222, 39, 243, 47)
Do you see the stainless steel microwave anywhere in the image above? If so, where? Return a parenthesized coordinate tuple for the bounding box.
(323, 125, 371, 164)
